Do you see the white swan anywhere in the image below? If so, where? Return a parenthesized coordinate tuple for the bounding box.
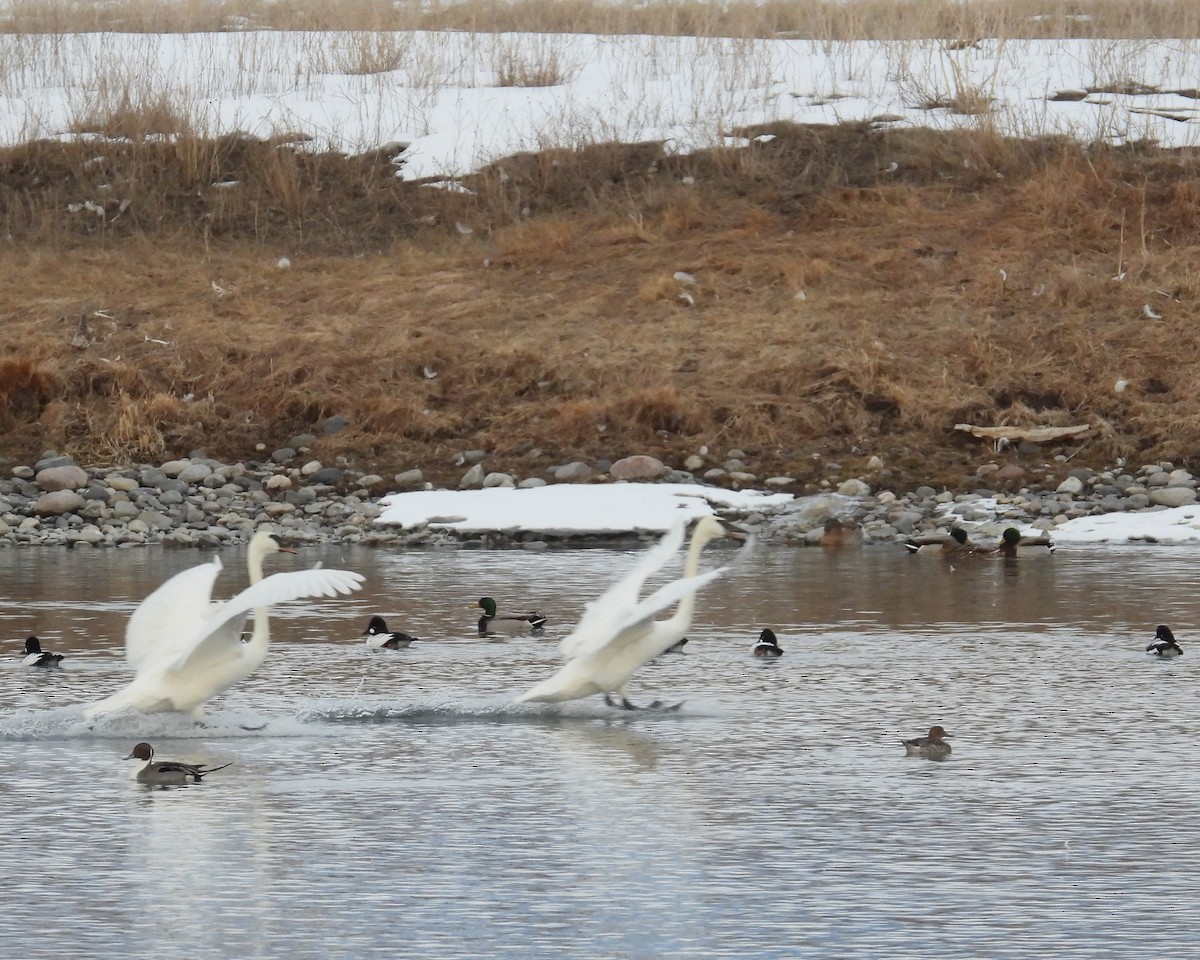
(517, 515, 742, 708)
(84, 530, 363, 719)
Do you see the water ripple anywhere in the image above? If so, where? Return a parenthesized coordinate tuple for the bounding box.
(1, 544, 1197, 956)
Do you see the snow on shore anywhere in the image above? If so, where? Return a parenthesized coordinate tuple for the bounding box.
(379, 481, 1200, 544)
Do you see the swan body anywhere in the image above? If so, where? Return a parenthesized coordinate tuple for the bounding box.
(84, 531, 363, 719)
(517, 516, 740, 706)
(124, 742, 231, 786)
(22, 636, 64, 668)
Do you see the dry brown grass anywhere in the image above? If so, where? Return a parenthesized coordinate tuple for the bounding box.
(3, 0, 1200, 39)
(3, 123, 1200, 490)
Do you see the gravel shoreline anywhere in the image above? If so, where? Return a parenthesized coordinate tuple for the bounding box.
(1, 448, 1195, 549)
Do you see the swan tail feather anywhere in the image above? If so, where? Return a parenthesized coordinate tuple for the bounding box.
(82, 682, 146, 720)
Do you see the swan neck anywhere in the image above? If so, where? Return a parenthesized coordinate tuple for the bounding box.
(661, 525, 714, 632)
(246, 537, 272, 652)
(248, 537, 269, 585)
(682, 526, 710, 578)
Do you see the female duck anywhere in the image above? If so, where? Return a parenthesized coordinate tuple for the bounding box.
(363, 615, 418, 649)
(22, 636, 64, 668)
(902, 725, 951, 760)
(751, 629, 783, 658)
(1147, 625, 1183, 657)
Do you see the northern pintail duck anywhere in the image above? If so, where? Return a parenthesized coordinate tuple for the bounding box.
(995, 527, 1055, 557)
(22, 636, 64, 668)
(751, 628, 783, 658)
(1147, 625, 1183, 657)
(363, 615, 418, 649)
(474, 597, 548, 636)
(904, 528, 975, 557)
(902, 725, 951, 760)
(124, 742, 231, 786)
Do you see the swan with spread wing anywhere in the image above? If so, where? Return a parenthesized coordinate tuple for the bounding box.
(84, 530, 363, 719)
(517, 515, 743, 709)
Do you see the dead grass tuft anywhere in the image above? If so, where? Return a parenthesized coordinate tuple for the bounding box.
(0, 358, 57, 421)
(492, 39, 575, 88)
(68, 89, 196, 140)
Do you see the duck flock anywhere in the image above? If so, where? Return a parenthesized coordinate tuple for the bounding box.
(13, 518, 1175, 785)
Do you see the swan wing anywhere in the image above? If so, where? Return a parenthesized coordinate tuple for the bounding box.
(125, 556, 223, 670)
(162, 567, 365, 675)
(562, 567, 726, 661)
(559, 521, 686, 659)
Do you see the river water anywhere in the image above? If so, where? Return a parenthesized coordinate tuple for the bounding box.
(1, 540, 1198, 958)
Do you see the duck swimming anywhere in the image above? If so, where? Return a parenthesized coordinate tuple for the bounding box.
(518, 516, 744, 710)
(904, 528, 975, 557)
(474, 597, 548, 636)
(902, 725, 952, 760)
(1147, 625, 1183, 657)
(124, 742, 231, 786)
(819, 518, 861, 548)
(363, 615, 418, 649)
(995, 527, 1055, 557)
(751, 629, 783, 658)
(84, 530, 363, 720)
(22, 636, 64, 668)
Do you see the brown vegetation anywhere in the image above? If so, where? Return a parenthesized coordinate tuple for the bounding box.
(2, 0, 1198, 40)
(2, 122, 1199, 491)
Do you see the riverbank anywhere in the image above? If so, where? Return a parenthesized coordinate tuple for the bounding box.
(3, 448, 1197, 548)
(4, 124, 1200, 498)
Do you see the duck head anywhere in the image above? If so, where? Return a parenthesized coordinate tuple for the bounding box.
(124, 742, 155, 762)
(363, 615, 389, 637)
(474, 597, 498, 619)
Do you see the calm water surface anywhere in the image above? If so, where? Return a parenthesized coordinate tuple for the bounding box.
(2, 541, 1199, 959)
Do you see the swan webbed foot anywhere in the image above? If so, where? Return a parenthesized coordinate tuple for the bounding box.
(603, 693, 682, 711)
